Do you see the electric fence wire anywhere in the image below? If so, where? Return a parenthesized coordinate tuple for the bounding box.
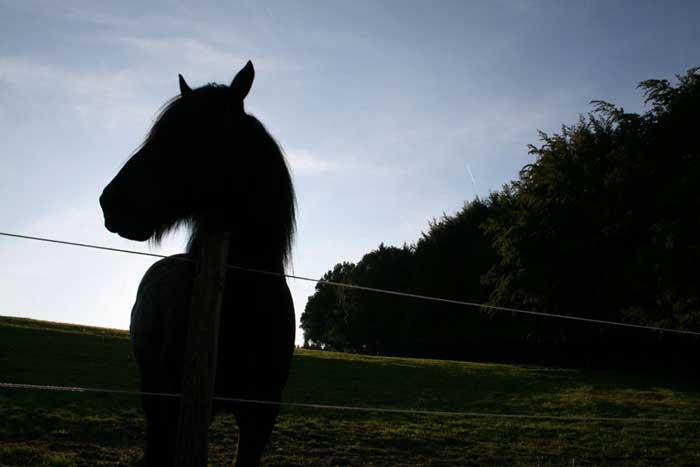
(2, 230, 700, 426)
(1, 230, 699, 337)
(2, 382, 699, 425)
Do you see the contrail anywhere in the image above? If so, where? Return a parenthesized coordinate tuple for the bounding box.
(466, 165, 479, 196)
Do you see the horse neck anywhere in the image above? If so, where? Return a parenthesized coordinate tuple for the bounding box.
(187, 222, 285, 275)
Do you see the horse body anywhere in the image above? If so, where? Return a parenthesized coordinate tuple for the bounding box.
(131, 250, 294, 466)
(100, 61, 296, 466)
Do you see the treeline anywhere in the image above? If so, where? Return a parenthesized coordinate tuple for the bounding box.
(301, 68, 700, 371)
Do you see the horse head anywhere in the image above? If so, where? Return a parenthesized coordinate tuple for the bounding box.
(99, 61, 259, 242)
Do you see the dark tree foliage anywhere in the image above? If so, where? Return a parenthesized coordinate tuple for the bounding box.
(484, 68, 700, 330)
(300, 262, 357, 349)
(301, 201, 498, 358)
(301, 68, 700, 371)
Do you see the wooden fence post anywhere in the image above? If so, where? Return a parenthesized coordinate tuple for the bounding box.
(174, 230, 230, 467)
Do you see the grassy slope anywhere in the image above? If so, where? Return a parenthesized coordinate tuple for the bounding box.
(1, 316, 699, 466)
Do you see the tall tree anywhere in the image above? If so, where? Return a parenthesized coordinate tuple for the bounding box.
(302, 68, 700, 370)
(483, 68, 700, 335)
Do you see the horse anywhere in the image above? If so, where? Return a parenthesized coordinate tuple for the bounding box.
(99, 61, 296, 466)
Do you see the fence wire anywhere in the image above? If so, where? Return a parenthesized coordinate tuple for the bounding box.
(2, 230, 700, 428)
(2, 230, 699, 336)
(2, 382, 699, 425)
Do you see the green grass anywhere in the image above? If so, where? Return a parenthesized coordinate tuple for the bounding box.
(1, 315, 699, 466)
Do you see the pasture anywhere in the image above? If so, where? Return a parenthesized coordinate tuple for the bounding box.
(1, 315, 699, 466)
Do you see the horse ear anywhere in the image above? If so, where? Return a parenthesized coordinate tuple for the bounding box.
(230, 61, 254, 102)
(178, 74, 192, 96)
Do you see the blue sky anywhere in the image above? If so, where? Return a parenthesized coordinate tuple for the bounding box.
(1, 0, 698, 344)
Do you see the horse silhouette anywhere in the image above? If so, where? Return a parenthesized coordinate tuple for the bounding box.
(100, 61, 296, 466)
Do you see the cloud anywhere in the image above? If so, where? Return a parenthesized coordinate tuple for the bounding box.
(0, 196, 317, 344)
(0, 200, 188, 330)
(0, 56, 154, 132)
(6, 1, 141, 29)
(107, 32, 299, 77)
(116, 36, 247, 75)
(285, 149, 346, 176)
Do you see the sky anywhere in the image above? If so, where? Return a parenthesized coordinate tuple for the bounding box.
(1, 0, 699, 345)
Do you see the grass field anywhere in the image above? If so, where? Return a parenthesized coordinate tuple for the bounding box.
(1, 315, 699, 466)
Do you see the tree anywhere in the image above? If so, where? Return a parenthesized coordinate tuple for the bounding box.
(300, 262, 356, 349)
(483, 67, 700, 339)
(302, 67, 700, 371)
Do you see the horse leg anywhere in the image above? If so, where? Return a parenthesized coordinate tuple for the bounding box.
(233, 404, 279, 467)
(141, 379, 180, 466)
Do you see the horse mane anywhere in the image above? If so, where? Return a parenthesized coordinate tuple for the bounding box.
(144, 84, 296, 272)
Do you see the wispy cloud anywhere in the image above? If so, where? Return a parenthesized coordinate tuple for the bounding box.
(0, 205, 139, 329)
(285, 149, 346, 176)
(108, 33, 299, 76)
(6, 0, 141, 29)
(116, 36, 247, 74)
(0, 56, 154, 130)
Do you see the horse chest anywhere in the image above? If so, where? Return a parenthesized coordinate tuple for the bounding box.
(131, 256, 294, 379)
